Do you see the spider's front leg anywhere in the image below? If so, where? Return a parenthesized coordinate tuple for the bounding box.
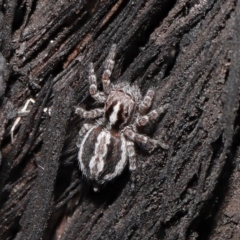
(88, 63, 106, 103)
(123, 126, 169, 152)
(102, 44, 116, 94)
(75, 107, 104, 119)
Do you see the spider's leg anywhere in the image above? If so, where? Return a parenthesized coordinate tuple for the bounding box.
(139, 90, 155, 115)
(102, 44, 116, 94)
(75, 107, 104, 119)
(126, 140, 136, 171)
(88, 63, 106, 103)
(124, 127, 169, 152)
(10, 98, 35, 143)
(126, 140, 137, 189)
(136, 104, 169, 128)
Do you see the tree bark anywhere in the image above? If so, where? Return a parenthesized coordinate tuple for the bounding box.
(0, 0, 239, 239)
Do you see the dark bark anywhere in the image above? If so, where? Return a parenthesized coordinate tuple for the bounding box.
(0, 0, 239, 239)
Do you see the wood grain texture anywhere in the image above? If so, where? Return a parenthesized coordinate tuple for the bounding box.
(0, 0, 239, 239)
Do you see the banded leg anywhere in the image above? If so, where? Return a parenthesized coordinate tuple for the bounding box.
(75, 107, 104, 119)
(139, 90, 155, 115)
(102, 44, 116, 94)
(88, 63, 106, 103)
(127, 140, 137, 189)
(11, 98, 35, 143)
(127, 140, 136, 171)
(123, 127, 169, 151)
(136, 104, 169, 127)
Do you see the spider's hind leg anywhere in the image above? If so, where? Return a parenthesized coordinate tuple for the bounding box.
(124, 126, 169, 152)
(126, 140, 136, 171)
(126, 140, 137, 189)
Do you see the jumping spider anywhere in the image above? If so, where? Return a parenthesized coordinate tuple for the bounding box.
(75, 44, 169, 192)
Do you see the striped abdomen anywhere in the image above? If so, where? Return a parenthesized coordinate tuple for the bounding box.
(78, 126, 128, 186)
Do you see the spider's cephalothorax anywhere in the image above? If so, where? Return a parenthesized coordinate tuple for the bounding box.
(75, 44, 169, 191)
(105, 89, 135, 129)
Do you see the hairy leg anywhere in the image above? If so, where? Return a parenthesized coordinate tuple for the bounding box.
(88, 63, 106, 103)
(102, 44, 116, 94)
(123, 126, 169, 152)
(136, 104, 169, 127)
(126, 140, 136, 171)
(75, 107, 104, 119)
(139, 89, 155, 115)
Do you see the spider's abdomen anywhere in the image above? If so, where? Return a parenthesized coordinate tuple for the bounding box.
(78, 126, 128, 187)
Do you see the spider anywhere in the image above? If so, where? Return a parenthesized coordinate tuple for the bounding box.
(75, 44, 169, 192)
